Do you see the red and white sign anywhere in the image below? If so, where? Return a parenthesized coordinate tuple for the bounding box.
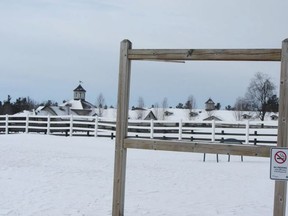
(274, 151, 287, 164)
(271, 148, 288, 180)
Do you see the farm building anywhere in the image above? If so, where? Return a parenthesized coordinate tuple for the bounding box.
(36, 84, 97, 116)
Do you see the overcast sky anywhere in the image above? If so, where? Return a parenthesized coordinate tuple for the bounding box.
(0, 0, 288, 108)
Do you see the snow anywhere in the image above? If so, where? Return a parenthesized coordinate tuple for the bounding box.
(0, 134, 281, 215)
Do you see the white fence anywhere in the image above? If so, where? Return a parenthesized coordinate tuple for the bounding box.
(0, 115, 278, 145)
(0, 115, 115, 137)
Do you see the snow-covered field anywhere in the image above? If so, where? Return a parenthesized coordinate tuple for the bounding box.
(0, 134, 280, 215)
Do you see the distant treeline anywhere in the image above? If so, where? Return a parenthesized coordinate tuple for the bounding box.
(0, 95, 57, 115)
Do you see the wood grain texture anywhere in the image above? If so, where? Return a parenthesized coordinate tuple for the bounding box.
(273, 39, 288, 216)
(112, 40, 132, 216)
(124, 138, 271, 157)
(128, 49, 281, 61)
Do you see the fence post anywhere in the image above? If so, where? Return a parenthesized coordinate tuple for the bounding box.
(69, 115, 73, 137)
(211, 120, 215, 142)
(5, 114, 8, 134)
(273, 38, 288, 216)
(245, 120, 249, 144)
(150, 119, 154, 139)
(112, 40, 131, 216)
(94, 116, 98, 137)
(47, 115, 51, 135)
(178, 119, 182, 140)
(25, 114, 29, 134)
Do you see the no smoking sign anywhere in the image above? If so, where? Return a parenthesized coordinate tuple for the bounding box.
(271, 148, 288, 180)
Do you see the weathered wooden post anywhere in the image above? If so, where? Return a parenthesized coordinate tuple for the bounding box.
(5, 114, 8, 134)
(94, 116, 98, 137)
(47, 115, 51, 135)
(112, 40, 132, 216)
(25, 114, 29, 134)
(111, 39, 282, 215)
(274, 38, 288, 216)
(150, 119, 154, 139)
(69, 115, 73, 137)
(178, 119, 182, 140)
(211, 119, 215, 142)
(245, 120, 249, 144)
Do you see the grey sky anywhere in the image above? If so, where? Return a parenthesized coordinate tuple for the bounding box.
(0, 0, 287, 108)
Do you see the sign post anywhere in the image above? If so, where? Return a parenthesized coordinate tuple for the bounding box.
(271, 148, 288, 180)
(273, 39, 288, 216)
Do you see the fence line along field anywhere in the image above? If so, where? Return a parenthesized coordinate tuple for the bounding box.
(0, 114, 277, 146)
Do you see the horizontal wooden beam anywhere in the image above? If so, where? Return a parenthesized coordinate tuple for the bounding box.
(124, 138, 272, 157)
(128, 49, 281, 61)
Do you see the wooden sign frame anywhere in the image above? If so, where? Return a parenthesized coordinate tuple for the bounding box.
(112, 39, 288, 216)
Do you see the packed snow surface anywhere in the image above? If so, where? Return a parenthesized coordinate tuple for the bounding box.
(0, 134, 281, 215)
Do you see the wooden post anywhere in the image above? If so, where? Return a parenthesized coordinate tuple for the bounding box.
(25, 114, 29, 134)
(211, 120, 215, 142)
(112, 40, 132, 216)
(150, 119, 154, 139)
(5, 114, 8, 134)
(274, 38, 288, 216)
(178, 119, 182, 140)
(245, 120, 249, 144)
(94, 116, 98, 137)
(69, 115, 73, 137)
(47, 115, 50, 135)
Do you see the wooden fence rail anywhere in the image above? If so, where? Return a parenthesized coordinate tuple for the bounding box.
(0, 114, 278, 145)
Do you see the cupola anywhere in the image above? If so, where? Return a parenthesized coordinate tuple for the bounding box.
(73, 84, 86, 100)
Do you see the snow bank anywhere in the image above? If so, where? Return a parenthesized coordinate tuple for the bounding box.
(0, 134, 280, 215)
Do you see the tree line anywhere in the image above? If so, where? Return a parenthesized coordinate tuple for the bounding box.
(0, 95, 57, 115)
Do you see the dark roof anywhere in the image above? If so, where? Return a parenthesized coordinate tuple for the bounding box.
(80, 100, 96, 109)
(203, 116, 222, 121)
(164, 111, 174, 116)
(242, 114, 252, 117)
(205, 98, 215, 104)
(73, 84, 86, 92)
(132, 107, 146, 111)
(144, 111, 157, 120)
(189, 111, 199, 117)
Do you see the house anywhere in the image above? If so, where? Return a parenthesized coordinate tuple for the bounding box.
(189, 111, 199, 118)
(128, 109, 157, 120)
(144, 111, 157, 120)
(73, 84, 86, 100)
(203, 116, 222, 121)
(205, 98, 215, 111)
(164, 111, 174, 116)
(36, 84, 97, 116)
(242, 114, 252, 120)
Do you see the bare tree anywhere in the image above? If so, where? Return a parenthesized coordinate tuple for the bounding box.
(161, 97, 168, 120)
(153, 102, 160, 120)
(245, 72, 276, 121)
(185, 95, 196, 120)
(136, 96, 145, 119)
(233, 97, 245, 121)
(96, 93, 105, 117)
